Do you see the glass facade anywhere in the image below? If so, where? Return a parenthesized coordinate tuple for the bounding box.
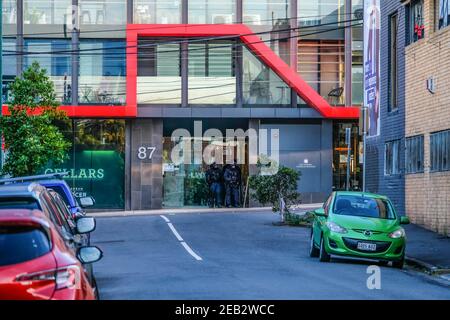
(2, 0, 17, 24)
(188, 41, 236, 104)
(297, 40, 345, 104)
(243, 0, 289, 25)
(23, 0, 71, 25)
(333, 122, 361, 191)
(243, 46, 291, 106)
(188, 0, 236, 24)
(79, 0, 126, 25)
(24, 39, 72, 104)
(137, 38, 182, 104)
(45, 120, 126, 210)
(79, 40, 126, 105)
(298, 0, 345, 27)
(134, 0, 181, 24)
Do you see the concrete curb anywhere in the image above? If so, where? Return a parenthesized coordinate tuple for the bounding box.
(89, 206, 274, 218)
(405, 256, 450, 275)
(88, 204, 324, 218)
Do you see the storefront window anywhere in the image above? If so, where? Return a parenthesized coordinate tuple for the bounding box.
(188, 41, 236, 105)
(243, 47, 290, 107)
(24, 0, 71, 24)
(79, 0, 126, 25)
(243, 0, 289, 25)
(2, 0, 16, 24)
(24, 39, 72, 104)
(137, 39, 181, 104)
(79, 40, 126, 105)
(134, 0, 181, 24)
(188, 0, 236, 24)
(297, 40, 345, 105)
(45, 120, 126, 210)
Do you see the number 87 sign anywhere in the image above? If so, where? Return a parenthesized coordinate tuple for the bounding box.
(137, 146, 156, 160)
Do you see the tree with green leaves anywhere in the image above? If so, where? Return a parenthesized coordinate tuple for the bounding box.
(0, 61, 71, 177)
(249, 162, 301, 222)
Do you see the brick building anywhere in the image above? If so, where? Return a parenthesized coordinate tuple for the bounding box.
(367, 0, 450, 236)
(404, 0, 450, 235)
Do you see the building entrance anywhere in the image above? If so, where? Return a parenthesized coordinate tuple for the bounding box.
(162, 120, 249, 208)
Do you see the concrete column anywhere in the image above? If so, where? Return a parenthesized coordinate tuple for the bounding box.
(71, 0, 79, 105)
(16, 0, 23, 76)
(345, 0, 353, 106)
(248, 119, 260, 208)
(320, 119, 333, 199)
(127, 0, 134, 24)
(129, 119, 164, 210)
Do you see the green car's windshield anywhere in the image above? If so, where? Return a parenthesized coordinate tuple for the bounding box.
(332, 195, 396, 220)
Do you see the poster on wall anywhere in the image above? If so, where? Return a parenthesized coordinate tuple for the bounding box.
(364, 0, 381, 137)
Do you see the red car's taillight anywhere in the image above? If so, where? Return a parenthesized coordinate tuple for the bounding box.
(16, 265, 80, 290)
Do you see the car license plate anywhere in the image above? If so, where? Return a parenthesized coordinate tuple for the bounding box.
(357, 242, 377, 251)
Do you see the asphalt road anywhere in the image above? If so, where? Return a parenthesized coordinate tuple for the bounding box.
(91, 212, 450, 300)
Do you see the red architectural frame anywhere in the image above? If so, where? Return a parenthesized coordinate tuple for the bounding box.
(3, 24, 359, 119)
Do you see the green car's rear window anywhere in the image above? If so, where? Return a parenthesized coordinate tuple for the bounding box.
(333, 195, 396, 220)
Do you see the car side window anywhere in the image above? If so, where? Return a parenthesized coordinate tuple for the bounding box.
(42, 192, 74, 237)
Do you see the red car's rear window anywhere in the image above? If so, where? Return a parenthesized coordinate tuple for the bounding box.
(0, 225, 51, 267)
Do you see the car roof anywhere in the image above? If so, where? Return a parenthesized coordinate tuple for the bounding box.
(37, 179, 70, 188)
(0, 209, 50, 227)
(0, 182, 46, 198)
(333, 191, 388, 200)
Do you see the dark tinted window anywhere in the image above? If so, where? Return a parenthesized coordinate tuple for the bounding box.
(0, 226, 51, 266)
(0, 197, 40, 210)
(48, 186, 70, 205)
(333, 195, 396, 220)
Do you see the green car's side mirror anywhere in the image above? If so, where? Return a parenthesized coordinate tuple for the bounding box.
(313, 208, 327, 217)
(400, 216, 410, 225)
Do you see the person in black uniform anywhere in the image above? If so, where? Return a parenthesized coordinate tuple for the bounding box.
(223, 160, 242, 208)
(205, 162, 223, 208)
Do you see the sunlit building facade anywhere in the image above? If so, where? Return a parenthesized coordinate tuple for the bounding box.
(2, 0, 363, 210)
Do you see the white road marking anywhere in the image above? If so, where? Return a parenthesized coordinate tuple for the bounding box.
(160, 215, 170, 223)
(160, 215, 203, 261)
(181, 241, 203, 261)
(167, 223, 184, 242)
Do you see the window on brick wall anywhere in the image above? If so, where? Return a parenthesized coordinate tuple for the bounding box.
(389, 13, 398, 111)
(407, 0, 425, 44)
(406, 135, 424, 174)
(385, 140, 401, 175)
(430, 130, 450, 172)
(438, 0, 450, 29)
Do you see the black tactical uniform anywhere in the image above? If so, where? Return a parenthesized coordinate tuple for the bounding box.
(223, 162, 242, 208)
(205, 163, 223, 208)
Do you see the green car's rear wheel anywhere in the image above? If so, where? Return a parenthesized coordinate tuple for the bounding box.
(319, 236, 331, 262)
(309, 231, 319, 258)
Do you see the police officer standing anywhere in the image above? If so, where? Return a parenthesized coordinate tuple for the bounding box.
(205, 162, 223, 208)
(223, 160, 242, 208)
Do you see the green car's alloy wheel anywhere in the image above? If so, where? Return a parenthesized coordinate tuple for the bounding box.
(319, 236, 331, 262)
(309, 231, 319, 257)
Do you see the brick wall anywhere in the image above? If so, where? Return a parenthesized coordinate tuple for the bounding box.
(366, 0, 406, 215)
(405, 0, 450, 236)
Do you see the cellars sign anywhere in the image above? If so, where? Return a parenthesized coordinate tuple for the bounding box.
(44, 168, 105, 180)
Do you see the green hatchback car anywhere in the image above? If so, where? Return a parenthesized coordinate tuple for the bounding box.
(309, 191, 410, 268)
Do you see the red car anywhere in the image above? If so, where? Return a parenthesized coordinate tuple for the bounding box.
(0, 209, 102, 300)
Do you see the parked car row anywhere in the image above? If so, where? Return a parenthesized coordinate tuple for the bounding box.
(0, 173, 102, 300)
